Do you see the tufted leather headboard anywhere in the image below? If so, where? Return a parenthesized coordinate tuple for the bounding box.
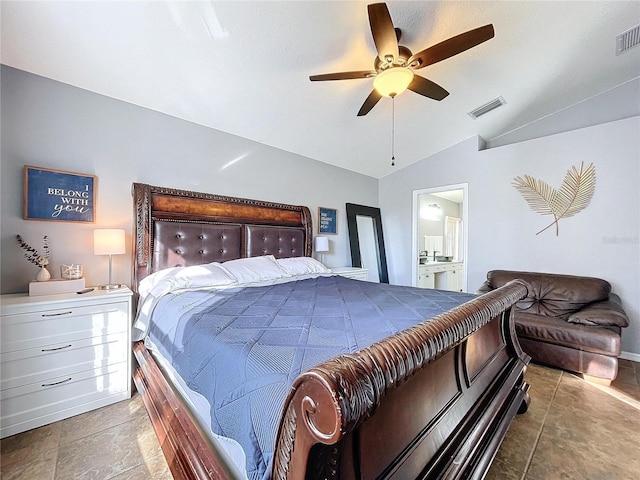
(132, 183, 312, 291)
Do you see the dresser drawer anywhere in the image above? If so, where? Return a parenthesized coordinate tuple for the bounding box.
(1, 332, 128, 391)
(1, 301, 128, 353)
(1, 362, 129, 436)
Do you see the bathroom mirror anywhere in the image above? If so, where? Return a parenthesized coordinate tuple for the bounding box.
(346, 203, 389, 283)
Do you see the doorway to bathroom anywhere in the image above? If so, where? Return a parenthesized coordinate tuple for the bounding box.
(411, 183, 468, 291)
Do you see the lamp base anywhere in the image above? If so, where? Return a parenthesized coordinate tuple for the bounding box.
(97, 284, 124, 290)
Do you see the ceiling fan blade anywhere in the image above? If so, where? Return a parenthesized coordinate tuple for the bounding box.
(408, 24, 495, 69)
(309, 71, 375, 81)
(368, 3, 399, 63)
(357, 89, 383, 116)
(407, 75, 449, 101)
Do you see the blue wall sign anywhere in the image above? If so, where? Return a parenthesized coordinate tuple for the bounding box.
(318, 207, 337, 234)
(24, 166, 96, 223)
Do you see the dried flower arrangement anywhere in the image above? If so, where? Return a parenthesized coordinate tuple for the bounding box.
(16, 234, 50, 267)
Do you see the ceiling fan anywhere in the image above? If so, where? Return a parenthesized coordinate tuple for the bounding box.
(309, 2, 495, 116)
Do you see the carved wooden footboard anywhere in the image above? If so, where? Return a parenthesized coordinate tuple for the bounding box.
(273, 280, 530, 480)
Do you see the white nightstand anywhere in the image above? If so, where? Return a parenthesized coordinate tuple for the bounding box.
(331, 266, 370, 281)
(0, 287, 133, 438)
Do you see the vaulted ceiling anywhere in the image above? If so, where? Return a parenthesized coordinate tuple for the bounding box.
(2, 1, 639, 178)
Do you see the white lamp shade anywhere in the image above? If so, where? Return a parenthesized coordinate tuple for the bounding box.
(93, 229, 126, 255)
(314, 236, 329, 253)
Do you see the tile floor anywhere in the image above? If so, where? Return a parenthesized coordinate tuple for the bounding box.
(0, 393, 172, 480)
(1, 360, 639, 480)
(486, 358, 640, 480)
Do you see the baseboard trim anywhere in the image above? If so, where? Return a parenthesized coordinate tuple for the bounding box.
(620, 351, 640, 362)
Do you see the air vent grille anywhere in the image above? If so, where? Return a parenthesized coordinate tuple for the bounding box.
(468, 96, 506, 119)
(617, 24, 640, 55)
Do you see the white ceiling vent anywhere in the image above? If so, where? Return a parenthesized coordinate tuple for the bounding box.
(617, 24, 640, 55)
(468, 96, 506, 119)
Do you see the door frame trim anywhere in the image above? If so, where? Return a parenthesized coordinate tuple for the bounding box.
(411, 183, 468, 290)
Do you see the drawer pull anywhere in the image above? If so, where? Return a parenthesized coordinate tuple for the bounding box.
(42, 377, 72, 387)
(41, 344, 72, 352)
(41, 311, 72, 317)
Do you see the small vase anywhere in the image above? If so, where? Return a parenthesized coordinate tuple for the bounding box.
(35, 266, 51, 282)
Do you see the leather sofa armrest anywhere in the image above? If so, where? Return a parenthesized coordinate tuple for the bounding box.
(568, 293, 630, 327)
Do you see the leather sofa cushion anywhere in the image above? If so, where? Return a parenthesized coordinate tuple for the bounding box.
(568, 293, 629, 327)
(483, 270, 611, 319)
(515, 312, 621, 356)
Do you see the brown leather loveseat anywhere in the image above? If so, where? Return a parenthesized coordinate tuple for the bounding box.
(477, 270, 629, 384)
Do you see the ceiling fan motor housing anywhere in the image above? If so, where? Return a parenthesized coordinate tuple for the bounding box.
(375, 45, 414, 73)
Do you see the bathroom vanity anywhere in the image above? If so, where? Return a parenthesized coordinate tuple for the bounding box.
(417, 261, 464, 292)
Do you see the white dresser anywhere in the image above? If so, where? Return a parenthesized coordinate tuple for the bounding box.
(331, 266, 370, 281)
(0, 287, 132, 438)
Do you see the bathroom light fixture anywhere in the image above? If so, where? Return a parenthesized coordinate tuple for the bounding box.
(373, 67, 415, 98)
(314, 236, 329, 265)
(93, 229, 125, 289)
(421, 204, 442, 221)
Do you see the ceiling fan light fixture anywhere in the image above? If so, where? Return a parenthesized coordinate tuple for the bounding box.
(373, 67, 414, 97)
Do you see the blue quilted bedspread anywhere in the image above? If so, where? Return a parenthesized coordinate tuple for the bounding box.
(147, 275, 476, 480)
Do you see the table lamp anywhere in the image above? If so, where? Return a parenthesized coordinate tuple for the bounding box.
(93, 229, 125, 289)
(314, 236, 329, 265)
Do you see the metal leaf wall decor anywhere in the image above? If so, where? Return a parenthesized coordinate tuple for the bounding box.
(512, 161, 596, 236)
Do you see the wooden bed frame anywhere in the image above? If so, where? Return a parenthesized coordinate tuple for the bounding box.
(131, 182, 531, 480)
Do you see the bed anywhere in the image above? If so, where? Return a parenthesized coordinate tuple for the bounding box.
(131, 182, 531, 480)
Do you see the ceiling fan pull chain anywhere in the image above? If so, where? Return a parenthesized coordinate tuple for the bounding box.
(391, 96, 396, 167)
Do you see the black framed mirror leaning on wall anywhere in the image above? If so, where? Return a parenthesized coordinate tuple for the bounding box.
(345, 203, 389, 283)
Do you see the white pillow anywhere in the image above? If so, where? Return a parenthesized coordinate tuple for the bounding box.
(138, 266, 183, 298)
(138, 263, 237, 299)
(277, 257, 332, 276)
(172, 263, 237, 289)
(220, 255, 290, 283)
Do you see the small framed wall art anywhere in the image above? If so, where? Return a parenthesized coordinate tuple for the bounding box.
(318, 207, 338, 235)
(23, 165, 97, 223)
